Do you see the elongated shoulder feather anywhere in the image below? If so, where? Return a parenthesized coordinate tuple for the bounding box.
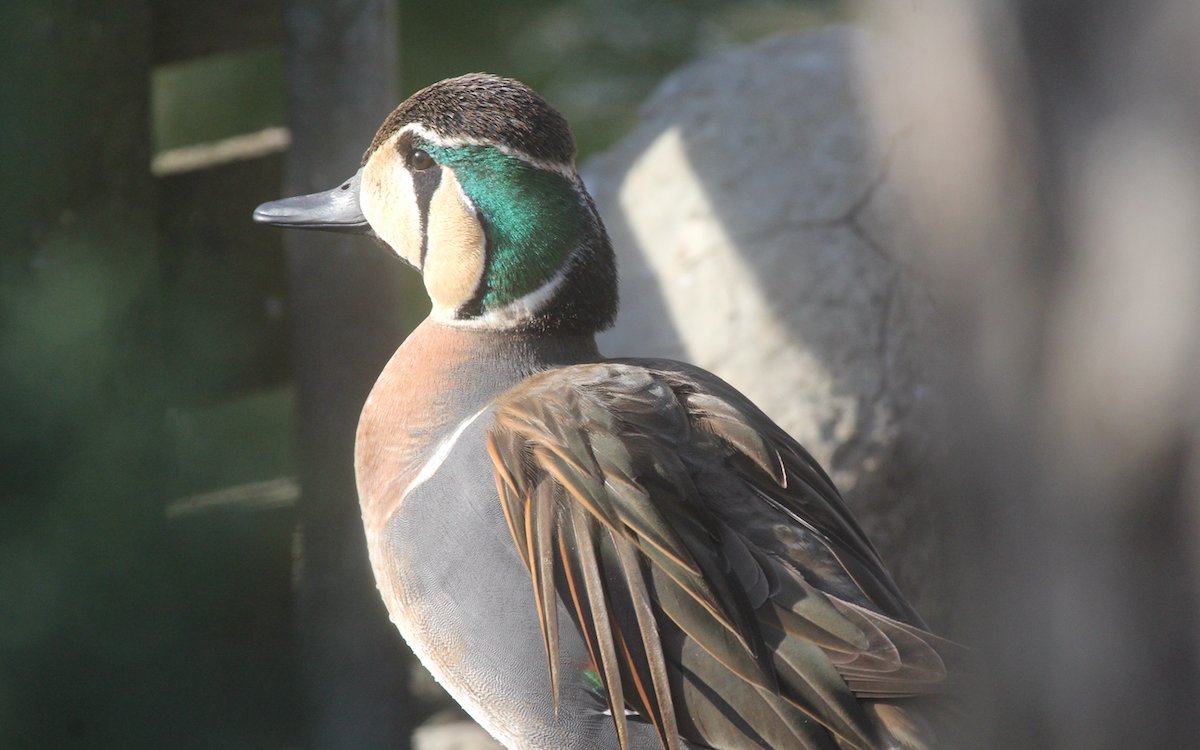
(485, 361, 963, 750)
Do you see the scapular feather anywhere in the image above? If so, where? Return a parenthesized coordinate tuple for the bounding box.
(484, 361, 963, 750)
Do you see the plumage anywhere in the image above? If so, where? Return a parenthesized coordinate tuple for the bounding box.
(254, 73, 963, 749)
(483, 363, 963, 749)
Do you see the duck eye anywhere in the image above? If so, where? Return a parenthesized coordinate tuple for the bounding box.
(410, 149, 435, 171)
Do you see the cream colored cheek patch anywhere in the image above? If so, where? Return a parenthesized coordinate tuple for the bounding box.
(424, 169, 487, 314)
(360, 145, 420, 266)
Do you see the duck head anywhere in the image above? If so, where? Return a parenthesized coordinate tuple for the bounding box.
(254, 73, 617, 333)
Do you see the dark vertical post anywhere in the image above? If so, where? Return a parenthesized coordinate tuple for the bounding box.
(280, 1, 415, 747)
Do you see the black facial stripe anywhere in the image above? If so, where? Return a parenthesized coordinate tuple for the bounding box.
(411, 165, 442, 269)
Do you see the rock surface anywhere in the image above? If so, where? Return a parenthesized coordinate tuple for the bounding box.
(586, 26, 950, 622)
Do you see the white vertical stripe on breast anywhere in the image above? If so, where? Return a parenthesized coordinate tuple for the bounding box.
(402, 406, 490, 500)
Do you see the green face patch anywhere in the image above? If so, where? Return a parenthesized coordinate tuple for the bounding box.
(419, 138, 586, 311)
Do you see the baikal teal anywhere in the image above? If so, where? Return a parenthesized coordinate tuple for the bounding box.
(253, 73, 965, 750)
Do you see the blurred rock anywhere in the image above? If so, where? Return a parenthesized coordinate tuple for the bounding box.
(586, 26, 951, 623)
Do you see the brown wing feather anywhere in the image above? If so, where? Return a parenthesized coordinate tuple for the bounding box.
(485, 362, 963, 750)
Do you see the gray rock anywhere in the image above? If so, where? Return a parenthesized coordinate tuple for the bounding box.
(586, 26, 950, 623)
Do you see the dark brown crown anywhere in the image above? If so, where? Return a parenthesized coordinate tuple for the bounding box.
(363, 74, 576, 166)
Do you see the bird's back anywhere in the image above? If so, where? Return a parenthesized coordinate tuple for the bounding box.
(477, 358, 964, 749)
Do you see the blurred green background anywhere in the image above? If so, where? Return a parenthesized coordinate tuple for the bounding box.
(0, 1, 835, 747)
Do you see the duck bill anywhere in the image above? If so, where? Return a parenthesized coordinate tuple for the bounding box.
(253, 168, 375, 236)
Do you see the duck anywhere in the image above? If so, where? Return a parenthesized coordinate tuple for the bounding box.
(254, 73, 962, 750)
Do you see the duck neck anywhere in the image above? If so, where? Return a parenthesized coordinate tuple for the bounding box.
(354, 318, 600, 531)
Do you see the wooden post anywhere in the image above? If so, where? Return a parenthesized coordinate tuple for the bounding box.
(279, 1, 418, 747)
